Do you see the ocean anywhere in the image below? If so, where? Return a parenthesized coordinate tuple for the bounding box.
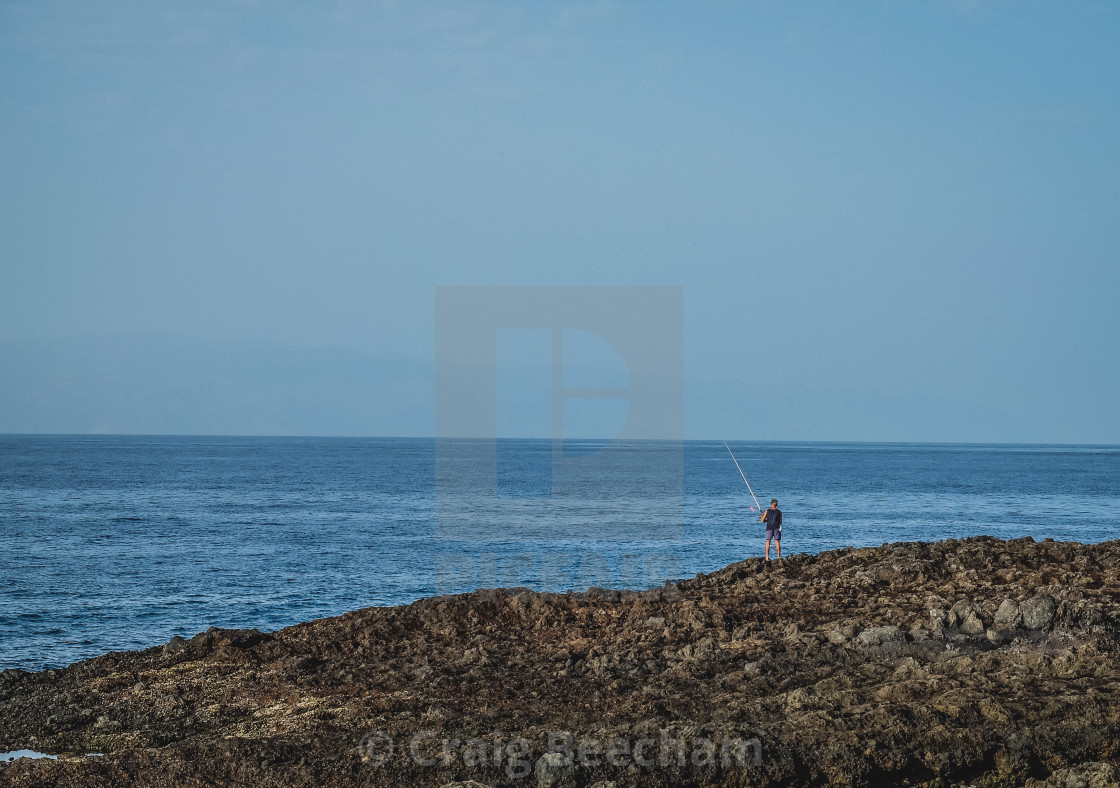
(1, 435, 1118, 671)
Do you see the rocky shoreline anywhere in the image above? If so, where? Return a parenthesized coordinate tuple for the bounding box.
(2, 536, 1120, 787)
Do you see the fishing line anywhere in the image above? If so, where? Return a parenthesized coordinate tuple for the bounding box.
(723, 441, 765, 516)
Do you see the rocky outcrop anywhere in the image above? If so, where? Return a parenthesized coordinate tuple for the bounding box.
(2, 536, 1120, 787)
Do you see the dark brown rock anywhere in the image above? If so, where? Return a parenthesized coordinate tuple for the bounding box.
(2, 536, 1119, 787)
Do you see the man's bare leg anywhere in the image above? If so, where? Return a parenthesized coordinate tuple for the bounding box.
(765, 538, 772, 561)
(775, 540, 781, 560)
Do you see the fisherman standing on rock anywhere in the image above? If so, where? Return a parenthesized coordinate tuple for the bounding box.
(723, 443, 784, 563)
(762, 499, 782, 562)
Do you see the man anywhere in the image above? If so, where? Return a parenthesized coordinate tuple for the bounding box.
(761, 498, 782, 561)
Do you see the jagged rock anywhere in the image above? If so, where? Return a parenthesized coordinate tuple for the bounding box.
(2, 537, 1120, 788)
(994, 599, 1022, 629)
(1024, 760, 1118, 787)
(893, 657, 925, 678)
(784, 686, 816, 710)
(535, 752, 576, 788)
(1060, 600, 1109, 630)
(961, 610, 987, 635)
(909, 624, 931, 641)
(857, 625, 906, 646)
(1022, 595, 1058, 630)
(949, 599, 975, 629)
(929, 608, 949, 630)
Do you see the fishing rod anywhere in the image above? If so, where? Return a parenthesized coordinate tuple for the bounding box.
(723, 442, 766, 518)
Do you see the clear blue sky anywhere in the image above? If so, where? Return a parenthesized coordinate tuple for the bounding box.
(1, 1, 1117, 442)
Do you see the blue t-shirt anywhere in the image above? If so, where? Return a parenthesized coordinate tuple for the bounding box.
(762, 508, 782, 528)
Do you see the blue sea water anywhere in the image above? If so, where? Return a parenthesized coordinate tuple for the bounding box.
(1, 435, 1118, 671)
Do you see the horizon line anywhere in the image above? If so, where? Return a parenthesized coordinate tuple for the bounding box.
(2, 433, 1117, 449)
